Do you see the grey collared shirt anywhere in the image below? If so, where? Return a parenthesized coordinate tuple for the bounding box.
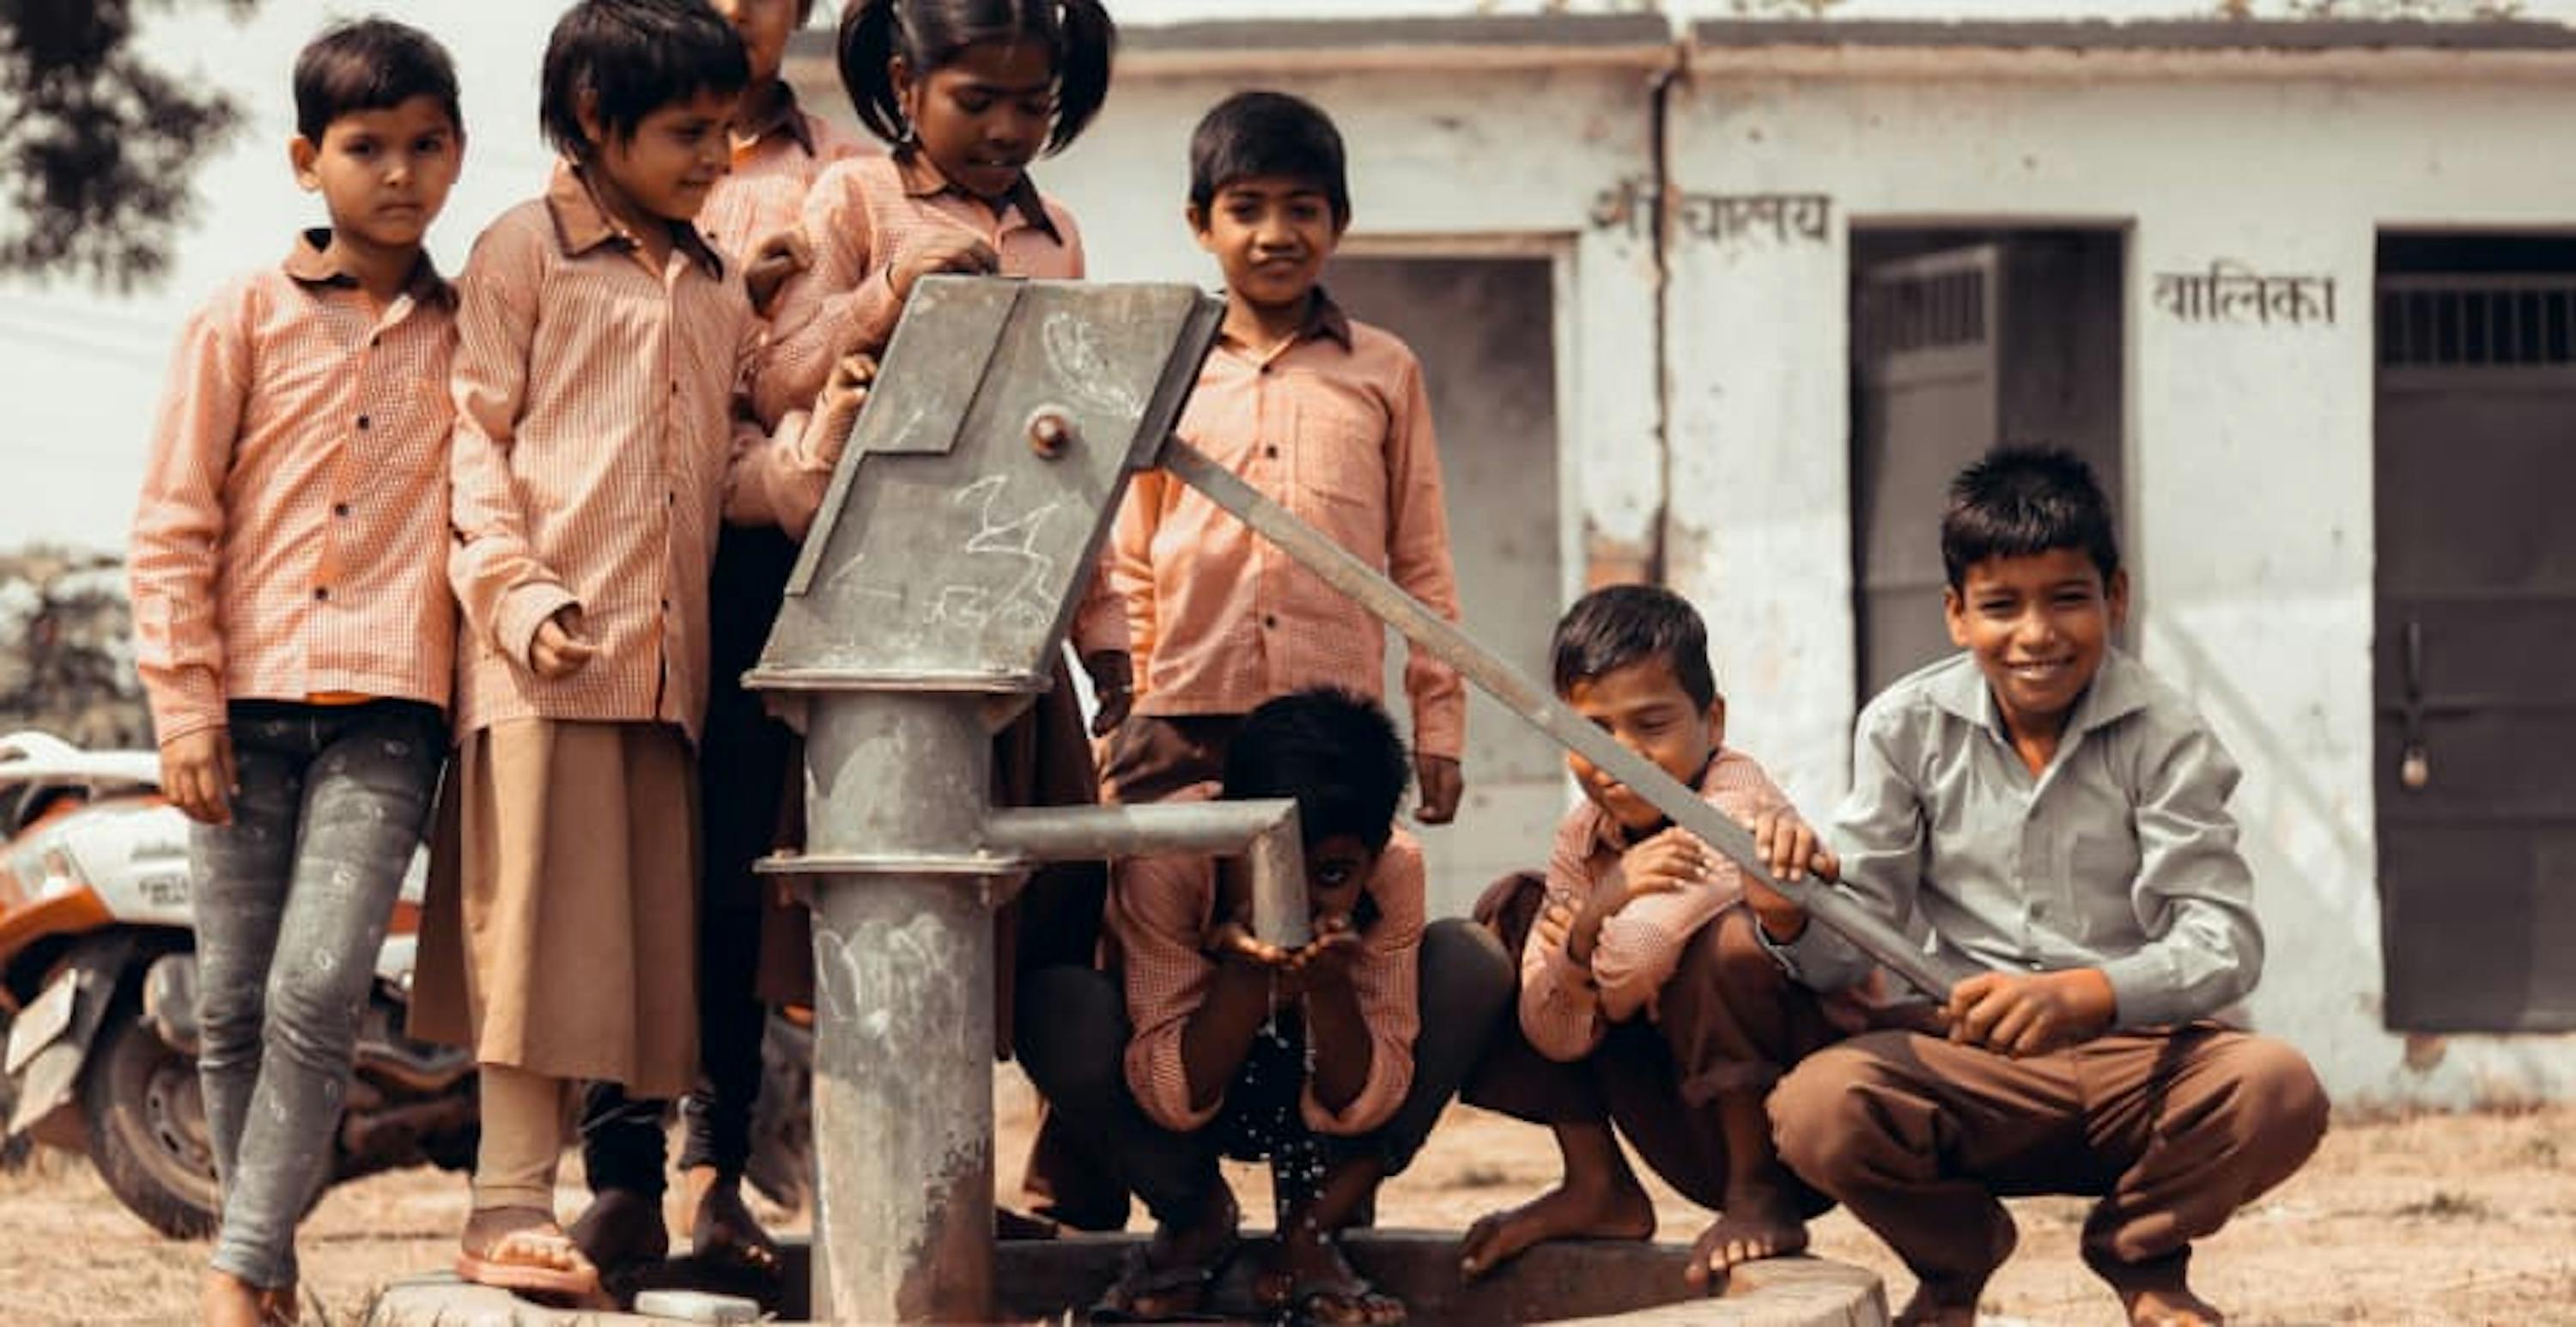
(1772, 649, 2263, 1029)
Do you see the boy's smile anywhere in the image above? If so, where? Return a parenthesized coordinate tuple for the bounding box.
(1944, 546, 2128, 744)
(588, 88, 738, 225)
(1564, 657, 1724, 834)
(292, 94, 462, 253)
(1193, 173, 1341, 318)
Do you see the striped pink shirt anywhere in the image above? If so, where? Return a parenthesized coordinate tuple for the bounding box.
(752, 148, 1120, 657)
(695, 88, 872, 268)
(1520, 748, 1792, 1061)
(129, 231, 459, 743)
(1112, 294, 1467, 758)
(1109, 790, 1425, 1136)
(447, 164, 836, 743)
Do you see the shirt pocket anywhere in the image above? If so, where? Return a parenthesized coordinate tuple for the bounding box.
(2064, 827, 2143, 939)
(1291, 389, 1391, 542)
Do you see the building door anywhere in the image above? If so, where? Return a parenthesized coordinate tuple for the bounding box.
(1327, 253, 1566, 916)
(1850, 234, 2127, 701)
(2375, 267, 2576, 1032)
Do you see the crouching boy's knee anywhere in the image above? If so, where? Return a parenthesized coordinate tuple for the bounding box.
(2226, 1035, 2330, 1181)
(1422, 916, 1514, 1024)
(1766, 1043, 1896, 1193)
(1014, 965, 1130, 1111)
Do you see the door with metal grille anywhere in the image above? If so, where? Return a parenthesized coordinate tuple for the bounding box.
(2375, 274, 2576, 1032)
(1852, 245, 2002, 700)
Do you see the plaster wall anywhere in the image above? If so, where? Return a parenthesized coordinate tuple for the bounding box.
(1665, 57, 2576, 1106)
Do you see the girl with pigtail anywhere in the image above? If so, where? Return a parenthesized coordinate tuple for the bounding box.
(746, 0, 1137, 1237)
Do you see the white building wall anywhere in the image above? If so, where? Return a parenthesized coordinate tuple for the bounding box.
(1665, 52, 2576, 1108)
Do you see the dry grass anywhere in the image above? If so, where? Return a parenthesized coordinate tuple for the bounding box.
(1, 1076, 2570, 1324)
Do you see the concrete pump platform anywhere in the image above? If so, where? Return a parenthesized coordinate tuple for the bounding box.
(363, 1233, 1887, 1325)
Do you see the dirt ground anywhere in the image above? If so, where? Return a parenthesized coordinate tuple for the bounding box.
(1, 1071, 2569, 1325)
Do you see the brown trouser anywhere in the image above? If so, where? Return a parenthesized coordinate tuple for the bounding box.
(1461, 872, 1838, 1212)
(1770, 1025, 2329, 1306)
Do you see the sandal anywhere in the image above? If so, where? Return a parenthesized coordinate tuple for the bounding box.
(1089, 1234, 1239, 1323)
(1255, 1243, 1407, 1327)
(456, 1208, 609, 1306)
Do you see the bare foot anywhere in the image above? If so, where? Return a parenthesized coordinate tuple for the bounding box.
(2123, 1285, 2227, 1326)
(1893, 1285, 1980, 1327)
(1458, 1177, 1656, 1281)
(1684, 1178, 1811, 1290)
(568, 1185, 670, 1278)
(201, 1269, 265, 1327)
(680, 1166, 779, 1278)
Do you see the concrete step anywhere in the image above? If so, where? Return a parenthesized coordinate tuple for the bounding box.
(364, 1233, 1887, 1325)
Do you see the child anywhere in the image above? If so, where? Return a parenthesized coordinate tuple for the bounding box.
(1105, 90, 1466, 826)
(1015, 689, 1513, 1325)
(747, 0, 1130, 1235)
(125, 21, 464, 1326)
(564, 0, 868, 1285)
(1760, 447, 2330, 1327)
(409, 0, 863, 1301)
(1456, 586, 1846, 1293)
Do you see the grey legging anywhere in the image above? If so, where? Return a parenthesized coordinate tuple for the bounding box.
(191, 698, 444, 1289)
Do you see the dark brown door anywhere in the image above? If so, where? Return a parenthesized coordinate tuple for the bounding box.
(2375, 273, 2576, 1032)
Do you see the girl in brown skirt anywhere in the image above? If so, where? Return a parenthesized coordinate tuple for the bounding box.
(410, 0, 867, 1302)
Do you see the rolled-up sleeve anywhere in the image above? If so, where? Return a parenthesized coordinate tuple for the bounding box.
(1111, 854, 1225, 1134)
(129, 294, 250, 744)
(1302, 841, 1424, 1136)
(1519, 819, 1607, 1062)
(2098, 724, 2262, 1027)
(447, 217, 577, 671)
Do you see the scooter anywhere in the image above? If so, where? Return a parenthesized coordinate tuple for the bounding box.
(0, 730, 477, 1238)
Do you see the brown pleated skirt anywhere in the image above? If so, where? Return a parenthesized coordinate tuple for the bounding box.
(410, 718, 700, 1099)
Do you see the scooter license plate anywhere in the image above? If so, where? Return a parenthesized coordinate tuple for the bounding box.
(3, 976, 78, 1078)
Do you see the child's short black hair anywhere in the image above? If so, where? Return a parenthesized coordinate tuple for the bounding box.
(293, 18, 462, 143)
(837, 0, 1117, 155)
(1941, 445, 2121, 589)
(1188, 90, 1351, 228)
(1551, 584, 1720, 712)
(1223, 688, 1410, 854)
(541, 0, 750, 162)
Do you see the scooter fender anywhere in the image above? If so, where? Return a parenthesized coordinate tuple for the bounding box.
(3, 934, 141, 1152)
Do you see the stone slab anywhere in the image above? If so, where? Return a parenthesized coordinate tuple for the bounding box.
(365, 1233, 1886, 1326)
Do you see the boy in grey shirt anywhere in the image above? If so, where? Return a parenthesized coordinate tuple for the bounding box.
(1750, 447, 2327, 1327)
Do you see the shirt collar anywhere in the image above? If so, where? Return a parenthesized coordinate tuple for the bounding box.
(1928, 647, 2153, 741)
(890, 146, 1062, 244)
(1217, 287, 1356, 356)
(734, 83, 819, 158)
(544, 161, 727, 279)
(280, 228, 455, 309)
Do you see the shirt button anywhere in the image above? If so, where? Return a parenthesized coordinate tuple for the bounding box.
(369, 334, 381, 349)
(671, 381, 681, 395)
(1263, 614, 1278, 630)
(666, 491, 676, 506)
(355, 415, 370, 430)
(313, 587, 330, 601)
(332, 502, 351, 518)
(1264, 445, 1279, 459)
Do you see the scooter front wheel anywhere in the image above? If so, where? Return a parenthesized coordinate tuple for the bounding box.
(81, 998, 220, 1239)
